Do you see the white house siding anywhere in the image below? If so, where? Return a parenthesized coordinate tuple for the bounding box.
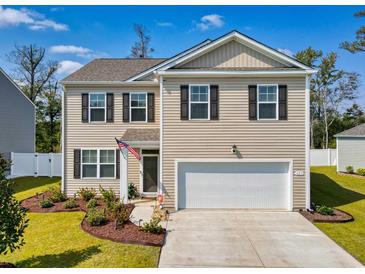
(161, 76, 307, 209)
(337, 137, 365, 172)
(63, 85, 159, 196)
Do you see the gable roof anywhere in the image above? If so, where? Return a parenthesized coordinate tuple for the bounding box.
(0, 67, 36, 108)
(62, 58, 167, 82)
(335, 123, 365, 137)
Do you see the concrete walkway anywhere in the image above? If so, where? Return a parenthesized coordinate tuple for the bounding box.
(130, 199, 155, 226)
(159, 210, 362, 268)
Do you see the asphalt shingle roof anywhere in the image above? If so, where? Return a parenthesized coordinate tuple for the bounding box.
(121, 128, 160, 142)
(335, 123, 365, 137)
(62, 58, 167, 82)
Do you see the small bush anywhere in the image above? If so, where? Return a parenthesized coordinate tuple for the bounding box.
(115, 206, 130, 227)
(39, 199, 54, 208)
(77, 188, 96, 201)
(86, 208, 107, 226)
(140, 218, 163, 234)
(128, 183, 139, 200)
(346, 166, 354, 174)
(47, 186, 67, 203)
(99, 185, 118, 210)
(315, 205, 335, 216)
(86, 198, 98, 208)
(64, 199, 79, 209)
(356, 168, 365, 176)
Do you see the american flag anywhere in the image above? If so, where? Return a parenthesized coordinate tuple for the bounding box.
(115, 138, 141, 161)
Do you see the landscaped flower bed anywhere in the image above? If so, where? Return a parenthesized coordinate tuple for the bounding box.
(300, 208, 354, 223)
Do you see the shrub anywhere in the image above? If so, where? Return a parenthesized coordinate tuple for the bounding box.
(356, 168, 365, 176)
(128, 183, 139, 200)
(77, 188, 96, 201)
(140, 218, 163, 234)
(86, 198, 98, 208)
(64, 199, 79, 209)
(86, 208, 107, 226)
(346, 166, 354, 174)
(39, 199, 54, 208)
(0, 154, 28, 255)
(48, 186, 67, 203)
(315, 205, 335, 216)
(99, 185, 118, 210)
(115, 206, 131, 227)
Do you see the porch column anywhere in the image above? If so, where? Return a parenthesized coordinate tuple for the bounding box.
(120, 151, 128, 203)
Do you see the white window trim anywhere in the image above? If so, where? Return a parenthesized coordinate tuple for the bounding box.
(89, 92, 106, 123)
(257, 84, 279, 121)
(130, 92, 148, 123)
(188, 84, 210, 120)
(81, 148, 116, 179)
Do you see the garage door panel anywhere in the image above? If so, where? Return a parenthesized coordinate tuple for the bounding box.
(178, 162, 290, 209)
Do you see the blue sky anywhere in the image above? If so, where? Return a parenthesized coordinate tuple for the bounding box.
(1, 5, 365, 108)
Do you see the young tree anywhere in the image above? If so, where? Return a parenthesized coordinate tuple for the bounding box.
(36, 81, 62, 152)
(0, 154, 29, 255)
(7, 44, 59, 104)
(130, 24, 154, 58)
(340, 10, 365, 53)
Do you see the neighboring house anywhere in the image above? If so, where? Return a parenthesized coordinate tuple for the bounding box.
(61, 30, 316, 211)
(0, 68, 36, 160)
(335, 123, 365, 172)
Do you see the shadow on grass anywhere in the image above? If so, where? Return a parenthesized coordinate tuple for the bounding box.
(16, 245, 101, 268)
(13, 177, 61, 194)
(311, 172, 365, 207)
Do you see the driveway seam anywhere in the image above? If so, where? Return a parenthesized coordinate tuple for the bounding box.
(241, 226, 265, 267)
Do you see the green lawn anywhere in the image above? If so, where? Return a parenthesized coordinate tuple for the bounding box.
(0, 176, 160, 268)
(311, 166, 365, 265)
(13, 176, 61, 201)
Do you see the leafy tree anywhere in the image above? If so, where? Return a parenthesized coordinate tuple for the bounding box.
(340, 10, 365, 53)
(0, 154, 29, 255)
(130, 24, 154, 58)
(343, 103, 365, 127)
(7, 44, 59, 104)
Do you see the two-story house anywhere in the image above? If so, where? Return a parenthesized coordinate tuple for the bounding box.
(61, 30, 315, 211)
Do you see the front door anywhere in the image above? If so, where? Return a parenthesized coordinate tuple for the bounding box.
(143, 155, 158, 193)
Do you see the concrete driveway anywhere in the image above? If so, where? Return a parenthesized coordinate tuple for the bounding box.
(159, 210, 362, 267)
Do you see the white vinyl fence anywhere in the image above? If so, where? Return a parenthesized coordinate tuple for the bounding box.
(10, 152, 61, 177)
(310, 149, 337, 166)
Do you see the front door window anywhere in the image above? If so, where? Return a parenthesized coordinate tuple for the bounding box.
(143, 156, 158, 193)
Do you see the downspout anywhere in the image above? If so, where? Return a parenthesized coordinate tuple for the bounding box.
(305, 74, 311, 209)
(159, 75, 164, 196)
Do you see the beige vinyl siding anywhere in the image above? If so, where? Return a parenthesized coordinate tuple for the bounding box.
(162, 77, 307, 209)
(64, 86, 159, 196)
(337, 137, 365, 172)
(179, 40, 286, 68)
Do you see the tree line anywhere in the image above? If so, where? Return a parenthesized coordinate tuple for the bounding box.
(6, 12, 365, 152)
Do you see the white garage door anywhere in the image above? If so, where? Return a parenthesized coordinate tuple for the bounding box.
(178, 161, 290, 210)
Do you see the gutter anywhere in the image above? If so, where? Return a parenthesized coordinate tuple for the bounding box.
(59, 80, 159, 87)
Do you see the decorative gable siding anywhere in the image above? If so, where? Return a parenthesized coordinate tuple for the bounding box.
(179, 40, 286, 68)
(161, 76, 307, 209)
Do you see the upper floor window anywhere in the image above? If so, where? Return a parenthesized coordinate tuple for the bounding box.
(189, 85, 210, 120)
(258, 85, 278, 120)
(130, 92, 147, 122)
(89, 93, 106, 122)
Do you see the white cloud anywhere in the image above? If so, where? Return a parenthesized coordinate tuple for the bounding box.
(156, 21, 174, 27)
(277, 48, 293, 57)
(0, 6, 68, 31)
(50, 45, 94, 58)
(57, 60, 83, 75)
(196, 14, 225, 31)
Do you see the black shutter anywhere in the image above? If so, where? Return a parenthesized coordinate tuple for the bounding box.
(82, 93, 88, 122)
(210, 85, 219, 120)
(148, 93, 155, 122)
(116, 149, 120, 179)
(106, 93, 114, 122)
(74, 149, 81, 179)
(248, 85, 257, 120)
(123, 93, 130, 122)
(279, 85, 288, 120)
(180, 85, 189, 120)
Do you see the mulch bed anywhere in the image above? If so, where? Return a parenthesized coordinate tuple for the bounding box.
(0, 262, 16, 268)
(81, 219, 165, 247)
(300, 208, 354, 223)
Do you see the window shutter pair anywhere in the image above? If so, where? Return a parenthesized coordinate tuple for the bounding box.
(248, 85, 288, 120)
(180, 85, 219, 120)
(122, 93, 155, 122)
(73, 149, 120, 179)
(81, 93, 114, 122)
